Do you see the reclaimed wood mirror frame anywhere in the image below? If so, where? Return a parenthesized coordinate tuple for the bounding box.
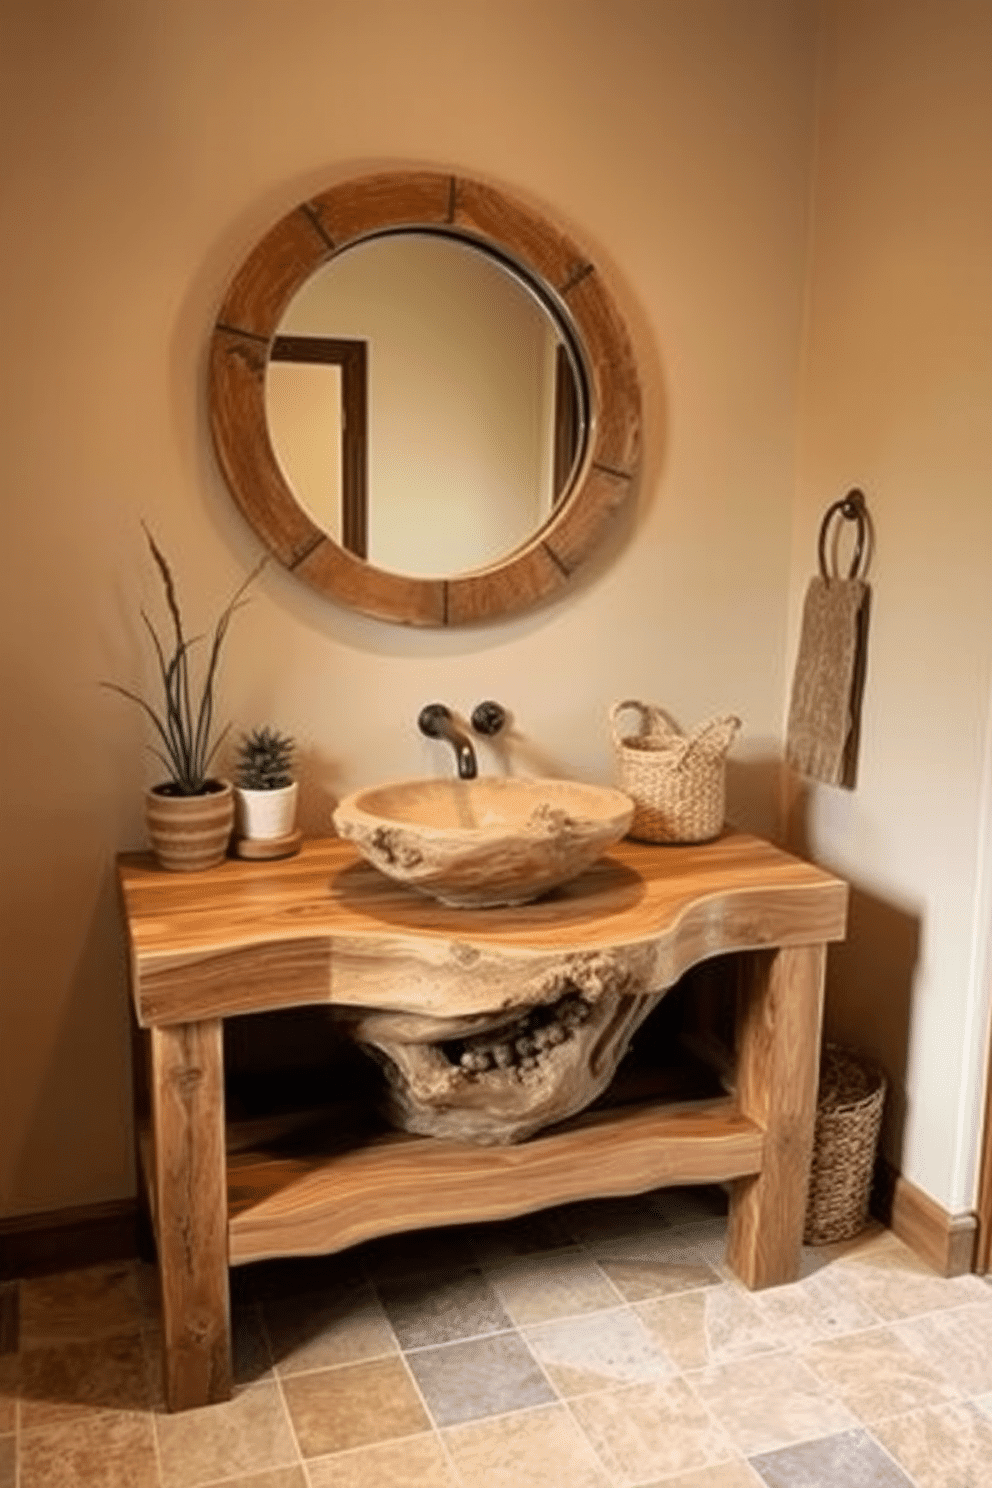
(209, 171, 641, 626)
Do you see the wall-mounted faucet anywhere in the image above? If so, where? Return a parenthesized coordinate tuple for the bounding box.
(418, 704, 478, 779)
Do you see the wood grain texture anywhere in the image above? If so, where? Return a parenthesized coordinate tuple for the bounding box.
(563, 270, 641, 477)
(227, 1095, 763, 1264)
(452, 176, 589, 292)
(207, 169, 641, 626)
(307, 171, 453, 245)
(543, 465, 632, 575)
(215, 207, 329, 337)
(149, 1021, 232, 1410)
(445, 543, 571, 627)
(209, 328, 325, 567)
(293, 539, 447, 626)
(118, 832, 847, 1029)
(725, 945, 826, 1288)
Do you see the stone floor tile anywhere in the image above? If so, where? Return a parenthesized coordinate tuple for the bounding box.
(18, 1331, 153, 1429)
(281, 1354, 428, 1458)
(639, 1462, 763, 1488)
(18, 1263, 148, 1346)
(893, 1300, 992, 1396)
(524, 1307, 676, 1396)
(211, 1470, 308, 1488)
(670, 1218, 736, 1271)
(484, 1251, 623, 1325)
(636, 1282, 780, 1370)
(444, 1403, 612, 1487)
(468, 1209, 580, 1264)
(361, 1227, 479, 1281)
(688, 1350, 858, 1456)
(748, 1426, 914, 1486)
(232, 1300, 274, 1386)
(406, 1331, 556, 1428)
(569, 1375, 735, 1484)
(799, 1324, 959, 1423)
(0, 1356, 17, 1434)
(597, 1249, 723, 1304)
(559, 1194, 674, 1247)
(307, 1432, 458, 1487)
(19, 1410, 160, 1488)
(835, 1231, 989, 1321)
(0, 1436, 14, 1488)
(155, 1379, 299, 1487)
(263, 1279, 397, 1374)
(872, 1399, 992, 1488)
(750, 1266, 883, 1349)
(375, 1267, 512, 1349)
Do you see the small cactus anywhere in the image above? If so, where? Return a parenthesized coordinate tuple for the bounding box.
(235, 726, 295, 791)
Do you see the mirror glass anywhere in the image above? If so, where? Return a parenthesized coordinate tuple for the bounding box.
(265, 232, 586, 578)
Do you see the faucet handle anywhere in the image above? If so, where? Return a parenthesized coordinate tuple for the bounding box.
(471, 700, 507, 736)
(417, 703, 452, 738)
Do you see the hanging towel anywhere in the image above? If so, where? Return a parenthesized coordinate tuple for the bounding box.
(786, 492, 871, 788)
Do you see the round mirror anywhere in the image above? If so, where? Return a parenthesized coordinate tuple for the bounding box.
(267, 231, 587, 577)
(210, 172, 640, 625)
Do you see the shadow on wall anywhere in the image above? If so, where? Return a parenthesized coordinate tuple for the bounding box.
(12, 870, 135, 1212)
(725, 753, 787, 842)
(820, 885, 920, 1174)
(788, 788, 920, 1175)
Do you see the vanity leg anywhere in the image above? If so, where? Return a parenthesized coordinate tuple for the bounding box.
(725, 945, 825, 1289)
(149, 1019, 232, 1410)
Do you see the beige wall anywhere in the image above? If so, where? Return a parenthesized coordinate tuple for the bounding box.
(4, 0, 986, 1228)
(790, 0, 992, 1214)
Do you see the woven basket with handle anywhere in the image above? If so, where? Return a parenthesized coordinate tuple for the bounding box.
(609, 701, 741, 844)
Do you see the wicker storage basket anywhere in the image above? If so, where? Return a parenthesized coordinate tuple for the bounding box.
(804, 1044, 886, 1245)
(609, 701, 741, 844)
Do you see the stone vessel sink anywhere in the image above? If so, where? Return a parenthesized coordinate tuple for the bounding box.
(333, 777, 634, 908)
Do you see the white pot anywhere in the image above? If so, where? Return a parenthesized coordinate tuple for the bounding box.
(235, 781, 298, 840)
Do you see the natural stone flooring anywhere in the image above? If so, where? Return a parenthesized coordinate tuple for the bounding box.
(2, 1187, 991, 1487)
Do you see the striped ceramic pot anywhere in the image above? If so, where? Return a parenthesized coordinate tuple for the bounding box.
(145, 780, 234, 871)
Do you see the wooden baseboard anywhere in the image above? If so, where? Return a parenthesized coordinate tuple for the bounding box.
(872, 1160, 977, 1277)
(0, 1199, 139, 1281)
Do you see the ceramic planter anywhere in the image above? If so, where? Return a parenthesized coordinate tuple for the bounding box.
(234, 781, 298, 841)
(145, 780, 234, 871)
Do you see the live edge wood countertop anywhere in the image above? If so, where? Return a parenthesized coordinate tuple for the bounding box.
(118, 830, 848, 1029)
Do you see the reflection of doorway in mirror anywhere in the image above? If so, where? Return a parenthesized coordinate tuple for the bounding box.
(267, 234, 580, 578)
(267, 336, 368, 557)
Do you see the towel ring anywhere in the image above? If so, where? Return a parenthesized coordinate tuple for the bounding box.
(818, 489, 869, 580)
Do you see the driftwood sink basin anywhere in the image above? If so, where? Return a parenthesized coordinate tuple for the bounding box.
(332, 776, 634, 908)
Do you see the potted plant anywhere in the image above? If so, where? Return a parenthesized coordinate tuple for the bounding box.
(233, 726, 298, 842)
(104, 527, 264, 871)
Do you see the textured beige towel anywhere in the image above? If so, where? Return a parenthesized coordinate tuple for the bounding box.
(786, 576, 870, 787)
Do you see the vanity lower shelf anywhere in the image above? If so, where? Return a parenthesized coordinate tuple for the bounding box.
(221, 1091, 764, 1266)
(138, 1082, 763, 1269)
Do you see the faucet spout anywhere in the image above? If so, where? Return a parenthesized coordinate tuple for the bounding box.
(417, 704, 478, 779)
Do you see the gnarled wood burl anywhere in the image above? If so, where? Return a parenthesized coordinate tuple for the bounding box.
(118, 832, 847, 1411)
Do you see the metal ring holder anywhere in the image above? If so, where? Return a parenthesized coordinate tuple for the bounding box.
(818, 488, 869, 580)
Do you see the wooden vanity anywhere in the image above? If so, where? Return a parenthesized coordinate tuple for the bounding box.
(118, 831, 847, 1411)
